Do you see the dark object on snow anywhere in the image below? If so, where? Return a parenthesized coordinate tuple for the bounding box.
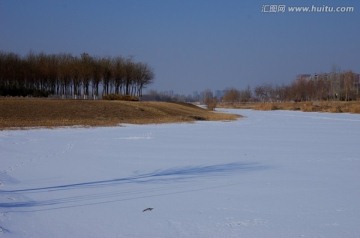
(143, 208, 154, 212)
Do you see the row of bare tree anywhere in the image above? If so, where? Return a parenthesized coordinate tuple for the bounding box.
(0, 52, 154, 98)
(221, 71, 359, 103)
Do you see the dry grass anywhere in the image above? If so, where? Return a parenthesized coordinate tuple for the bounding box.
(0, 98, 240, 130)
(219, 101, 360, 114)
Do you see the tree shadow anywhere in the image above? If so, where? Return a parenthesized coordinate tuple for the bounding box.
(0, 162, 268, 212)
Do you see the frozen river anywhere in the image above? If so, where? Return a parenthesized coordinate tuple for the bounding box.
(1, 109, 360, 237)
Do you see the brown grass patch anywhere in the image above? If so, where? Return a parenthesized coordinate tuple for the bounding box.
(219, 101, 360, 114)
(0, 99, 240, 130)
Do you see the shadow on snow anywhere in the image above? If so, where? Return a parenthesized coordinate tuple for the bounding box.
(0, 162, 267, 212)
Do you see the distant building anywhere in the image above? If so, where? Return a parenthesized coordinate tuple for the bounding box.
(296, 74, 312, 81)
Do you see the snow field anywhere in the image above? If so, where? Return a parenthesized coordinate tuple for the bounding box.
(1, 109, 360, 237)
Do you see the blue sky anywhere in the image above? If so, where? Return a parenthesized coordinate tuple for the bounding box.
(1, 0, 359, 94)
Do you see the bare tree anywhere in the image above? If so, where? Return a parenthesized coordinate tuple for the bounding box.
(239, 86, 252, 102)
(342, 71, 355, 101)
(100, 57, 112, 96)
(222, 88, 240, 103)
(202, 90, 217, 110)
(112, 57, 125, 95)
(254, 84, 274, 102)
(134, 62, 154, 97)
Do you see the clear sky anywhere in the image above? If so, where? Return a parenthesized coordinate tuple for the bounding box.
(1, 0, 359, 94)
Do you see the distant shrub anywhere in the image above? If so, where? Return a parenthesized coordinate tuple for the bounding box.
(300, 103, 315, 112)
(102, 94, 139, 101)
(205, 99, 217, 111)
(257, 103, 279, 110)
(202, 90, 217, 111)
(329, 105, 343, 113)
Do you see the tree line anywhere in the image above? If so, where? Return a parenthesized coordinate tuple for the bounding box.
(221, 71, 359, 103)
(0, 51, 154, 98)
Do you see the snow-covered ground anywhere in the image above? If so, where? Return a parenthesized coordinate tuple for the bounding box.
(1, 109, 360, 238)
